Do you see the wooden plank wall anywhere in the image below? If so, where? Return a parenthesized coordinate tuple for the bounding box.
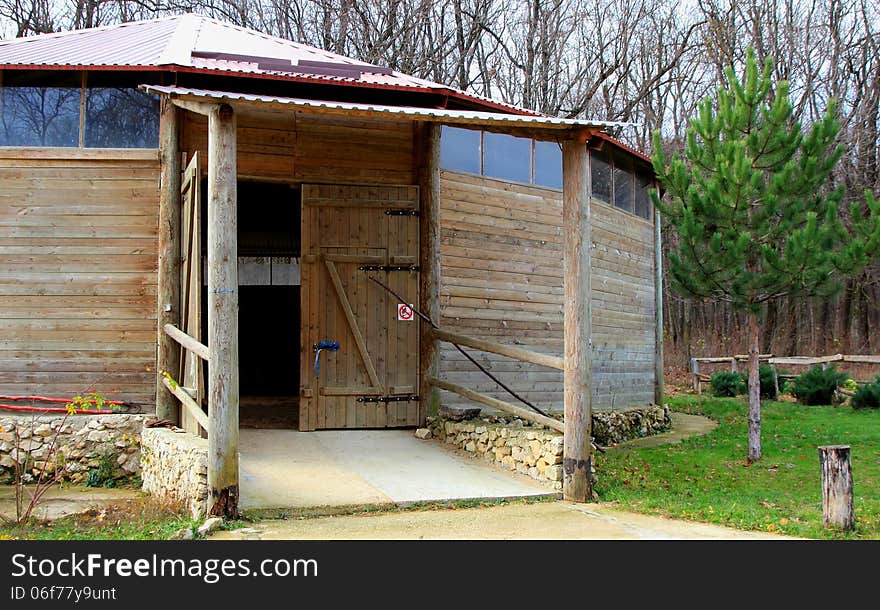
(438, 169, 656, 411)
(182, 113, 415, 184)
(0, 149, 160, 408)
(0, 113, 414, 413)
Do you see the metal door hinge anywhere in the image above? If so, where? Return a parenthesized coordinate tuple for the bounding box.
(356, 395, 420, 403)
(385, 209, 419, 216)
(358, 265, 420, 272)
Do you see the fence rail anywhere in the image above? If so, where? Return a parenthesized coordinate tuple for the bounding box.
(162, 323, 209, 432)
(690, 353, 880, 394)
(431, 326, 563, 430)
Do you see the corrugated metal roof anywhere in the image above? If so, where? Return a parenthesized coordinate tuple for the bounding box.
(142, 85, 633, 133)
(0, 13, 531, 115)
(0, 15, 179, 66)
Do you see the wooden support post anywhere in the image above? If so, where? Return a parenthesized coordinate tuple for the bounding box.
(818, 445, 854, 530)
(418, 122, 441, 426)
(156, 99, 181, 423)
(653, 207, 664, 406)
(207, 103, 239, 518)
(692, 358, 701, 394)
(561, 139, 592, 503)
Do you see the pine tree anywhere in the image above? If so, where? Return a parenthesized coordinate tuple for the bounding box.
(651, 49, 880, 463)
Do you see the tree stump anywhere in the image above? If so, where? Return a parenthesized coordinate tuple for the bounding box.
(818, 445, 854, 531)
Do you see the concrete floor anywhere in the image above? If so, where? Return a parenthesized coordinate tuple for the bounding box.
(239, 429, 554, 512)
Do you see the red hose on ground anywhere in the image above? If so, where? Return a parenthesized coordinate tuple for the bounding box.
(0, 403, 115, 415)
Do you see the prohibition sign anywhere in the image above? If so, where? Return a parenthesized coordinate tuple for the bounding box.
(397, 303, 414, 321)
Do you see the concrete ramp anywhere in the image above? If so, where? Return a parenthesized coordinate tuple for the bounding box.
(239, 429, 553, 512)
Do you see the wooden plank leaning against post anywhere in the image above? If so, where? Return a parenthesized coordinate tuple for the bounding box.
(818, 445, 855, 531)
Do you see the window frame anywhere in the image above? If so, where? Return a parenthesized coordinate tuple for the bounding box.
(0, 69, 160, 150)
(439, 127, 660, 222)
(590, 145, 656, 221)
(439, 125, 562, 190)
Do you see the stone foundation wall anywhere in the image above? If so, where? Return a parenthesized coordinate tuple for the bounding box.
(0, 413, 146, 484)
(591, 406, 671, 445)
(428, 418, 569, 491)
(426, 406, 671, 491)
(140, 428, 208, 519)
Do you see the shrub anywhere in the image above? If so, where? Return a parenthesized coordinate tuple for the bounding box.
(85, 451, 118, 488)
(711, 371, 747, 397)
(791, 366, 849, 406)
(759, 365, 778, 400)
(851, 376, 880, 410)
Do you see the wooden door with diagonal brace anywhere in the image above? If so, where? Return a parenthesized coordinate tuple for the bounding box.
(300, 184, 420, 430)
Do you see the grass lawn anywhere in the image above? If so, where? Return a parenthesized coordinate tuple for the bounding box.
(0, 496, 199, 540)
(595, 394, 880, 539)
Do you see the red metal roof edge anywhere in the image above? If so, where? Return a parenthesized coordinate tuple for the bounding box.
(0, 62, 536, 115)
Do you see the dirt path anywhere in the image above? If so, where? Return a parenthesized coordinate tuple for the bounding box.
(0, 485, 143, 521)
(610, 412, 718, 450)
(211, 500, 795, 540)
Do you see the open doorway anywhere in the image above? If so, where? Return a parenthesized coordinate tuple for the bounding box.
(201, 180, 301, 428)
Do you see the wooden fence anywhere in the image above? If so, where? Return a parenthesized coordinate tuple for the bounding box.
(690, 353, 880, 394)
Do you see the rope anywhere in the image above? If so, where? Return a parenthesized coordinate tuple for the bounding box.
(364, 274, 552, 419)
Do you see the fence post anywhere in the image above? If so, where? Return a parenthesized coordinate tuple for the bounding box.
(691, 358, 700, 394)
(818, 445, 854, 531)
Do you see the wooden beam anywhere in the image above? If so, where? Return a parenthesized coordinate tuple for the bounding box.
(428, 376, 563, 433)
(161, 375, 209, 432)
(654, 207, 664, 406)
(207, 103, 239, 519)
(432, 327, 564, 370)
(163, 323, 209, 363)
(841, 354, 880, 364)
(419, 122, 441, 425)
(561, 139, 592, 503)
(156, 98, 181, 423)
(172, 98, 218, 116)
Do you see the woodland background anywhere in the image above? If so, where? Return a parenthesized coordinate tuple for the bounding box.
(3, 0, 878, 366)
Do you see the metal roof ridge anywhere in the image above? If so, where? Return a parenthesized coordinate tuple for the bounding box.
(157, 12, 200, 66)
(191, 14, 380, 68)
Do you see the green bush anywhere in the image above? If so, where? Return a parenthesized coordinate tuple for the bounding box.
(85, 452, 118, 488)
(710, 371, 747, 397)
(791, 366, 849, 406)
(851, 377, 880, 410)
(759, 365, 778, 400)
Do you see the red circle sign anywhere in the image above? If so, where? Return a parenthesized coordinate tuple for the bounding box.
(398, 304, 413, 320)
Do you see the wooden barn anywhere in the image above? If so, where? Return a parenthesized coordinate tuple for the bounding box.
(0, 14, 662, 513)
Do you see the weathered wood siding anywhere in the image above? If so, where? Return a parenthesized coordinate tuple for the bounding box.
(0, 114, 415, 412)
(438, 169, 656, 411)
(182, 113, 415, 185)
(0, 149, 160, 407)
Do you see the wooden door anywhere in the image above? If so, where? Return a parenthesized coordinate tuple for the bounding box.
(179, 152, 205, 435)
(300, 184, 420, 430)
